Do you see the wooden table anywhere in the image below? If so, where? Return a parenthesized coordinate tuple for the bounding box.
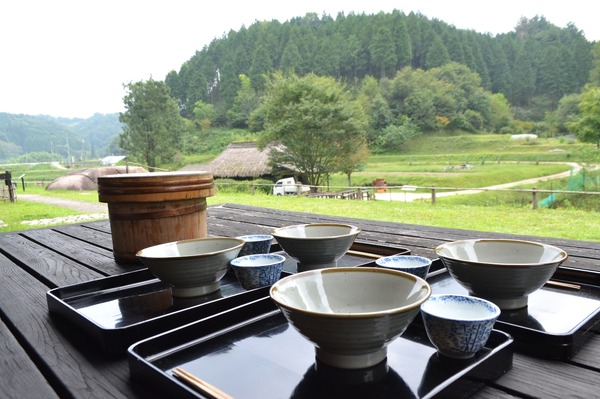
(0, 203, 598, 399)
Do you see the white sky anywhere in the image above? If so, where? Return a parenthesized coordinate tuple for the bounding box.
(1, 0, 596, 119)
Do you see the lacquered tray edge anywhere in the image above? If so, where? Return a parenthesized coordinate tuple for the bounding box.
(46, 240, 412, 355)
(426, 265, 600, 360)
(423, 330, 514, 399)
(46, 270, 275, 354)
(127, 297, 514, 399)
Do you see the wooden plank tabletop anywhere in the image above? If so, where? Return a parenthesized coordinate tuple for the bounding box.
(0, 203, 598, 399)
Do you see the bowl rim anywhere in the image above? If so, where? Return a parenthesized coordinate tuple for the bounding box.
(230, 253, 286, 267)
(236, 234, 274, 242)
(434, 238, 568, 267)
(271, 223, 361, 239)
(421, 294, 501, 321)
(375, 255, 432, 268)
(136, 237, 245, 259)
(270, 267, 431, 318)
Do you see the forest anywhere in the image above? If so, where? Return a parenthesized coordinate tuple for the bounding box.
(166, 11, 593, 124)
(1, 10, 598, 164)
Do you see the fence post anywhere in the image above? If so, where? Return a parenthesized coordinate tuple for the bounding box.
(532, 187, 538, 210)
(250, 184, 255, 195)
(4, 171, 15, 203)
(431, 186, 436, 205)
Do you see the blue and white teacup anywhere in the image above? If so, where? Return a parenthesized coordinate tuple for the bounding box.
(375, 255, 432, 279)
(236, 234, 273, 257)
(420, 294, 500, 359)
(231, 253, 285, 290)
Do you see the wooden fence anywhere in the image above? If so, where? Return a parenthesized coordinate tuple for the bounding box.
(0, 171, 15, 202)
(217, 182, 600, 210)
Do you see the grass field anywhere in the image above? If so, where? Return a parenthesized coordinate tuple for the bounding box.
(1, 133, 598, 240)
(206, 193, 600, 241)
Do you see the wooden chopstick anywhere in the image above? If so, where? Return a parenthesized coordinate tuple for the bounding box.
(347, 249, 384, 259)
(173, 367, 234, 399)
(544, 280, 581, 290)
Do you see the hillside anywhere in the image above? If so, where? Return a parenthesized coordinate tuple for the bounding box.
(2, 11, 596, 166)
(166, 12, 592, 121)
(0, 112, 122, 162)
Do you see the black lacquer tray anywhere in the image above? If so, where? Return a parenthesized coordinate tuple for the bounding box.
(47, 268, 275, 354)
(128, 297, 513, 399)
(47, 241, 409, 355)
(426, 261, 600, 359)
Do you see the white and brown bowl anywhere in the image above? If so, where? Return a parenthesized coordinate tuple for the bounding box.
(435, 239, 568, 310)
(270, 267, 431, 369)
(271, 223, 360, 272)
(137, 237, 244, 298)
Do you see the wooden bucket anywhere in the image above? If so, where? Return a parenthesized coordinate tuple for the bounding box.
(98, 171, 215, 264)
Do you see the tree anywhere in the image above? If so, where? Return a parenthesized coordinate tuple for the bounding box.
(391, 13, 412, 69)
(338, 139, 370, 185)
(193, 100, 215, 130)
(423, 34, 450, 69)
(589, 42, 600, 86)
(369, 25, 397, 78)
(258, 72, 368, 188)
(488, 93, 513, 133)
(279, 39, 302, 73)
(569, 86, 600, 147)
(249, 43, 273, 93)
(119, 78, 185, 170)
(227, 74, 259, 128)
(508, 45, 536, 106)
(546, 93, 581, 136)
(374, 117, 421, 152)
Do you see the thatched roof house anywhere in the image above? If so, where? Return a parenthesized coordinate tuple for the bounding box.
(197, 142, 272, 179)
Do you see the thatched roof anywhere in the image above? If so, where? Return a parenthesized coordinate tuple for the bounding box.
(46, 166, 147, 190)
(200, 142, 273, 179)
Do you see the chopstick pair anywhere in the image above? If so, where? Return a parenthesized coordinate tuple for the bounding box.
(172, 367, 234, 399)
(545, 280, 581, 290)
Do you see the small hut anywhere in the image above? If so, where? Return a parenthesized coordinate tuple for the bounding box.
(188, 142, 273, 179)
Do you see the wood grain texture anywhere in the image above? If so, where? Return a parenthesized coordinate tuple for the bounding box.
(0, 202, 598, 399)
(0, 318, 59, 399)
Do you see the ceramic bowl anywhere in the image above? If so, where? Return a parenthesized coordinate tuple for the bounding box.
(375, 255, 432, 279)
(435, 239, 568, 310)
(271, 223, 361, 272)
(236, 234, 274, 257)
(270, 267, 431, 369)
(230, 253, 285, 290)
(420, 294, 501, 359)
(136, 237, 244, 298)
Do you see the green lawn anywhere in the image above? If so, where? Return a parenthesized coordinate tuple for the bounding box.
(207, 193, 600, 242)
(4, 190, 597, 241)
(1, 133, 598, 239)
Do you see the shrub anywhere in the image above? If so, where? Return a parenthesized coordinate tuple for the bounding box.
(214, 178, 274, 195)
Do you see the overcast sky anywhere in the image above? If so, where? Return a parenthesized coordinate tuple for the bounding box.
(1, 0, 596, 119)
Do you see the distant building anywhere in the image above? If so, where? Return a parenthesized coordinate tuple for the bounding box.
(511, 134, 538, 140)
(100, 156, 126, 166)
(181, 142, 300, 180)
(182, 142, 273, 179)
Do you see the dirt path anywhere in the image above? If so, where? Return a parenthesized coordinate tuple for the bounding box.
(374, 163, 580, 202)
(18, 194, 108, 213)
(10, 194, 108, 227)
